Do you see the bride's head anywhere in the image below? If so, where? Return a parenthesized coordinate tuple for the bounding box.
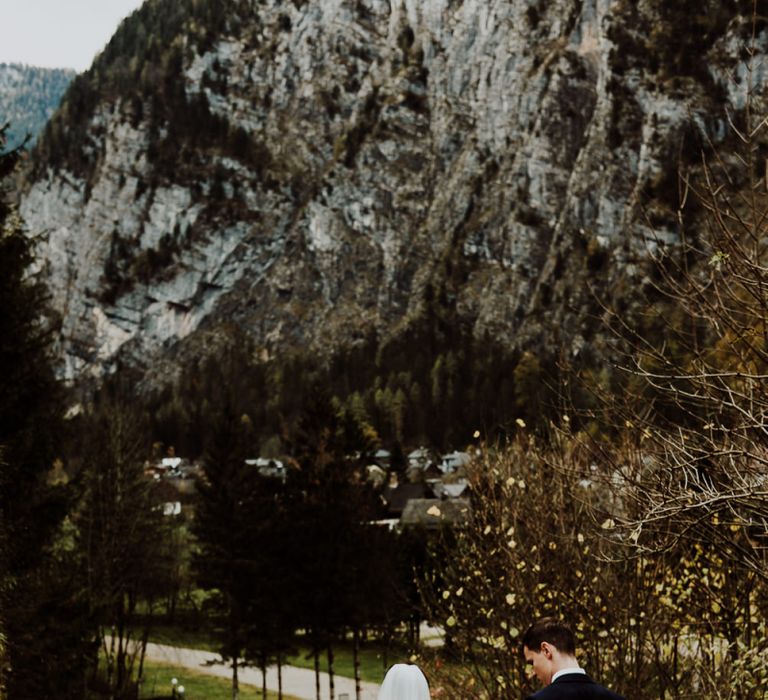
(377, 664, 430, 700)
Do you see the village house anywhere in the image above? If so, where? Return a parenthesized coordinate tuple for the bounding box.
(245, 457, 287, 480)
(407, 446, 432, 470)
(381, 471, 434, 517)
(373, 448, 391, 469)
(400, 498, 471, 529)
(439, 450, 472, 474)
(432, 478, 469, 499)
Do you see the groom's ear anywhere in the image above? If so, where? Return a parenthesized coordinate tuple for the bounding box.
(540, 641, 554, 658)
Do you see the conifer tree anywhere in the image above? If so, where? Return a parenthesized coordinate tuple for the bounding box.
(0, 123, 76, 698)
(192, 347, 268, 700)
(287, 386, 395, 698)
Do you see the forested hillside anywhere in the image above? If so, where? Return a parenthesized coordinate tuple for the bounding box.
(0, 63, 74, 149)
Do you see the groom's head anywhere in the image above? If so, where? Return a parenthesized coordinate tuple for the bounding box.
(522, 617, 577, 685)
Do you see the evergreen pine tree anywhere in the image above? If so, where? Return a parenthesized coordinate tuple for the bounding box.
(192, 348, 272, 700)
(0, 123, 81, 698)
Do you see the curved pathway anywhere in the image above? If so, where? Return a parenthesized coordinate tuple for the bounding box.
(142, 641, 381, 700)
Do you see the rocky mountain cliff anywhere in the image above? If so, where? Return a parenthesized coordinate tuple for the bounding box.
(19, 0, 761, 386)
(0, 63, 75, 149)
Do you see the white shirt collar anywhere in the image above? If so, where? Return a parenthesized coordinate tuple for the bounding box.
(552, 668, 586, 683)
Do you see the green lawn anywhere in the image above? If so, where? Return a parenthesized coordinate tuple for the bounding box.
(285, 646, 392, 684)
(139, 659, 298, 700)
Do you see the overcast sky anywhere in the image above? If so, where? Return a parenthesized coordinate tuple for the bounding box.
(0, 0, 145, 72)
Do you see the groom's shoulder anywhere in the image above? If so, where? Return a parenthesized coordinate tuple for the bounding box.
(525, 675, 625, 700)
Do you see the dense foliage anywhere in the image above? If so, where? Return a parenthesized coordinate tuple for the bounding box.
(146, 313, 561, 460)
(0, 125, 85, 698)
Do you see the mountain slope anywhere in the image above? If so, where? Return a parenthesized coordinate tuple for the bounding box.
(19, 0, 757, 387)
(0, 63, 75, 149)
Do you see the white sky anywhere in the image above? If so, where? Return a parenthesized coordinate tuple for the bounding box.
(0, 0, 146, 72)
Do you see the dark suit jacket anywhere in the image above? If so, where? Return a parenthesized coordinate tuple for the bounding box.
(525, 673, 625, 700)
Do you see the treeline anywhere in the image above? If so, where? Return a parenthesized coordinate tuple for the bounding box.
(188, 362, 424, 697)
(147, 312, 563, 460)
(1, 358, 426, 698)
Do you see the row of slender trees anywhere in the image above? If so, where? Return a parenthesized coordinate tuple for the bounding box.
(190, 362, 423, 700)
(1, 350, 427, 700)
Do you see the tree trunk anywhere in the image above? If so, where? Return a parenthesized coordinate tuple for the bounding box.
(382, 627, 390, 672)
(232, 655, 240, 700)
(115, 601, 127, 698)
(353, 627, 361, 700)
(314, 646, 321, 700)
(278, 654, 283, 700)
(327, 642, 335, 700)
(261, 655, 267, 700)
(0, 616, 7, 700)
(103, 626, 116, 693)
(167, 585, 177, 622)
(136, 624, 151, 688)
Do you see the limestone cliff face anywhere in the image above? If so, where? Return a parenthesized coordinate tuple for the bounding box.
(19, 0, 759, 383)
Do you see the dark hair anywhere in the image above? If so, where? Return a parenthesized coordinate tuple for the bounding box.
(522, 617, 576, 656)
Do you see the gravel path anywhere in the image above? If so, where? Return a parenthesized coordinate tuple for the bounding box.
(142, 641, 381, 700)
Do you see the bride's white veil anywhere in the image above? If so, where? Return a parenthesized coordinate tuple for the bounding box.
(377, 663, 430, 700)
